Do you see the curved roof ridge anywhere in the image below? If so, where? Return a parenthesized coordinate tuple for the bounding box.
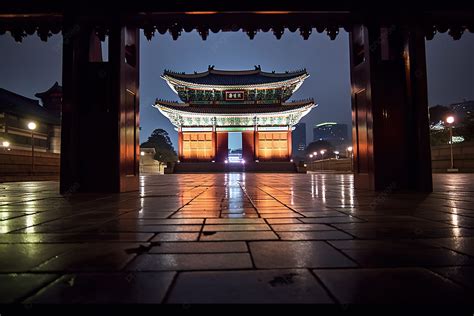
(163, 67, 308, 79)
(155, 99, 188, 107)
(260, 68, 307, 77)
(283, 98, 314, 105)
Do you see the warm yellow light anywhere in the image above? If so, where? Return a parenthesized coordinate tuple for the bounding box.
(2, 141, 9, 148)
(140, 151, 145, 156)
(309, 154, 313, 158)
(320, 150, 325, 155)
(185, 11, 218, 15)
(27, 122, 37, 130)
(446, 116, 455, 124)
(334, 151, 339, 155)
(313, 152, 317, 156)
(347, 146, 353, 152)
(254, 11, 291, 14)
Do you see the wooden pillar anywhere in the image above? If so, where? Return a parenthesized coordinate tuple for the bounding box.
(255, 130, 260, 160)
(287, 128, 292, 160)
(178, 129, 183, 161)
(253, 124, 258, 160)
(212, 130, 217, 160)
(349, 25, 432, 192)
(60, 17, 140, 193)
(242, 131, 255, 162)
(215, 132, 228, 162)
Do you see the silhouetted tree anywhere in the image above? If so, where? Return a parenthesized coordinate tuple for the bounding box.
(141, 129, 177, 162)
(305, 140, 335, 158)
(429, 105, 452, 125)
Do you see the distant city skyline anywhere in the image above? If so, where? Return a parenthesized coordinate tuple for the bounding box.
(0, 31, 473, 150)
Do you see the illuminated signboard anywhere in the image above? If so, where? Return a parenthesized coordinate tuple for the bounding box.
(225, 91, 244, 101)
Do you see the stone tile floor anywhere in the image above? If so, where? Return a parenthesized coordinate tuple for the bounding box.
(0, 173, 473, 304)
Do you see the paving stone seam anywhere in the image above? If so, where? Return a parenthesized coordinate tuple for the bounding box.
(15, 274, 64, 304)
(322, 240, 361, 268)
(308, 268, 340, 304)
(238, 180, 262, 218)
(427, 267, 474, 291)
(166, 185, 210, 219)
(254, 185, 306, 218)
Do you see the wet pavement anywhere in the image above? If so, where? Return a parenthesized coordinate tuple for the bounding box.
(0, 173, 473, 304)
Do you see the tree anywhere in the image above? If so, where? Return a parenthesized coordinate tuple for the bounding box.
(429, 105, 452, 125)
(140, 129, 177, 162)
(305, 140, 335, 158)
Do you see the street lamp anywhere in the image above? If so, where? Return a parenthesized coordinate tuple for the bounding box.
(334, 151, 340, 159)
(2, 141, 10, 151)
(28, 122, 37, 175)
(320, 150, 325, 159)
(446, 116, 458, 172)
(347, 146, 353, 172)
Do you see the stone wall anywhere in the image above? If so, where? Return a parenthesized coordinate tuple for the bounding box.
(0, 148, 60, 182)
(431, 142, 474, 173)
(306, 142, 474, 173)
(306, 158, 352, 172)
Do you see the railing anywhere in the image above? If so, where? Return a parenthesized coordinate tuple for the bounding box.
(306, 158, 352, 172)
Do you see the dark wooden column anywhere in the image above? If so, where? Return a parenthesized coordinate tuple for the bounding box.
(349, 25, 432, 192)
(60, 18, 140, 193)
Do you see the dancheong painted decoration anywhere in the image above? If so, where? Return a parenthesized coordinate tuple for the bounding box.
(155, 65, 316, 162)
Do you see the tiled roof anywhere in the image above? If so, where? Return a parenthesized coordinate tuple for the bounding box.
(35, 81, 62, 98)
(156, 99, 314, 114)
(0, 88, 60, 125)
(163, 67, 308, 86)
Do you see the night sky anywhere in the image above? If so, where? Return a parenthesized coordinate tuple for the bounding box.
(0, 31, 473, 150)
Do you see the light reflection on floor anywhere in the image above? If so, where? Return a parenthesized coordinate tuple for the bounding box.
(0, 173, 473, 303)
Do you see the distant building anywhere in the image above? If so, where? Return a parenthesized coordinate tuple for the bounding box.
(0, 83, 61, 153)
(156, 66, 315, 163)
(313, 122, 348, 148)
(140, 148, 163, 174)
(450, 100, 474, 121)
(292, 123, 306, 159)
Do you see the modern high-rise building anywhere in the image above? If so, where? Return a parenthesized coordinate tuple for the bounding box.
(450, 100, 474, 121)
(313, 122, 348, 148)
(291, 122, 306, 159)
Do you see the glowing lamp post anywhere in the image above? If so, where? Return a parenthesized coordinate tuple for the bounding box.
(446, 116, 458, 172)
(28, 122, 37, 175)
(334, 151, 340, 159)
(347, 146, 353, 172)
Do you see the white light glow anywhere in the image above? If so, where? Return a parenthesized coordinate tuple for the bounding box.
(27, 122, 37, 130)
